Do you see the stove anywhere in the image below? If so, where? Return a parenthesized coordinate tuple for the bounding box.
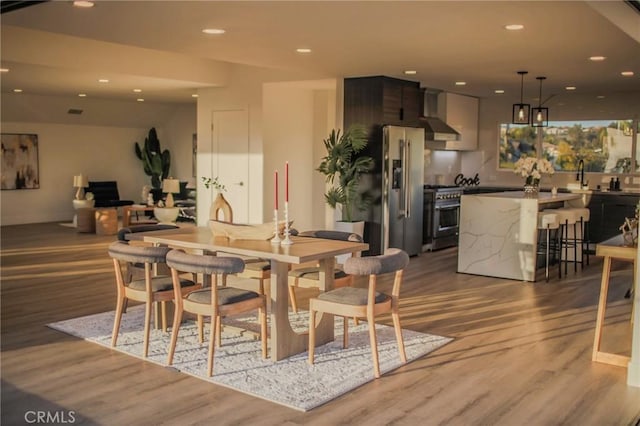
(423, 185, 463, 251)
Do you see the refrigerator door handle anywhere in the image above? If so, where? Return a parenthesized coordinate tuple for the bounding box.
(404, 140, 411, 218)
(398, 140, 406, 218)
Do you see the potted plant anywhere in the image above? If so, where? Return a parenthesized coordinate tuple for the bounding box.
(317, 125, 374, 234)
(134, 127, 170, 202)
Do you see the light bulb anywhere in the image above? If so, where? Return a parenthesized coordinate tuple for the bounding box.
(536, 111, 543, 122)
(518, 108, 525, 120)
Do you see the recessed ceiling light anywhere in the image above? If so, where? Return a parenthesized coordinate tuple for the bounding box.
(296, 48, 312, 53)
(621, 71, 634, 77)
(13, 89, 23, 93)
(98, 79, 109, 83)
(494, 89, 505, 94)
(596, 95, 605, 99)
(589, 56, 606, 62)
(403, 70, 417, 75)
(136, 98, 145, 102)
(78, 93, 87, 97)
(505, 24, 524, 31)
(455, 81, 466, 86)
(202, 28, 225, 35)
(0, 68, 9, 73)
(191, 94, 199, 98)
(565, 86, 576, 91)
(133, 89, 142, 93)
(73, 1, 94, 8)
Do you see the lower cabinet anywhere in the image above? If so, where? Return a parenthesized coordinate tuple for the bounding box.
(588, 193, 639, 243)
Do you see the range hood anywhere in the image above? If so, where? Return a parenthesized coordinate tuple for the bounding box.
(420, 89, 460, 141)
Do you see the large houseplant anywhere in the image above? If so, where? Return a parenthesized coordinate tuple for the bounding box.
(317, 125, 374, 223)
(134, 127, 171, 201)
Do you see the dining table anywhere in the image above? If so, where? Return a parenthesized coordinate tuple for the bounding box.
(132, 226, 369, 361)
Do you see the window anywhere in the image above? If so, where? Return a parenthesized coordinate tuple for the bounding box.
(499, 119, 635, 173)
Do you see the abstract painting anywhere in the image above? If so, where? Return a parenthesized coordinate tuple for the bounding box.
(1, 133, 40, 190)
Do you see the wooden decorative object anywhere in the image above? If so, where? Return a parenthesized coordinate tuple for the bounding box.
(95, 208, 118, 235)
(210, 193, 233, 223)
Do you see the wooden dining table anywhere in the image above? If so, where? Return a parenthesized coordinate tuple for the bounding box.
(134, 227, 368, 361)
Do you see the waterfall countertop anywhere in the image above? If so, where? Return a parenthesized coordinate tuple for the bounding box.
(457, 191, 582, 282)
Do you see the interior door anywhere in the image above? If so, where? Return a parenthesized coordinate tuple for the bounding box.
(212, 109, 250, 223)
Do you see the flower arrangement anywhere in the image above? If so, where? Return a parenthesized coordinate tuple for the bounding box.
(513, 156, 554, 186)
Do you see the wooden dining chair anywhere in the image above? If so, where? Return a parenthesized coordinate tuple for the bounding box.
(308, 248, 410, 378)
(288, 230, 363, 313)
(108, 241, 198, 358)
(165, 249, 268, 377)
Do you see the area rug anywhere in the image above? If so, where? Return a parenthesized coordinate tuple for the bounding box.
(48, 306, 452, 411)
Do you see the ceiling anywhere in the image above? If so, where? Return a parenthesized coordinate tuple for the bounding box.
(1, 1, 639, 105)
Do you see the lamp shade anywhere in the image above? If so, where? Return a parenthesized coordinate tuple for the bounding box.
(162, 178, 180, 194)
(73, 174, 88, 188)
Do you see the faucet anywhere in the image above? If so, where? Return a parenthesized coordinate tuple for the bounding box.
(576, 159, 585, 188)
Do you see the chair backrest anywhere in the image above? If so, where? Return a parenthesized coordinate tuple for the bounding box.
(108, 240, 171, 264)
(117, 224, 179, 241)
(343, 248, 409, 276)
(166, 250, 245, 276)
(298, 230, 363, 243)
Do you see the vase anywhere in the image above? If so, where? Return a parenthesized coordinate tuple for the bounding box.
(210, 192, 233, 222)
(523, 184, 539, 198)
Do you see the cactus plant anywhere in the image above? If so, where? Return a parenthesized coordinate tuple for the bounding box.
(134, 127, 171, 189)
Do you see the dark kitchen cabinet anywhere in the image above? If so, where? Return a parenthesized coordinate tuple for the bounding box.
(587, 193, 639, 243)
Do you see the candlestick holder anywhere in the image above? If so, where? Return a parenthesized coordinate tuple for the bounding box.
(281, 202, 293, 245)
(271, 209, 281, 245)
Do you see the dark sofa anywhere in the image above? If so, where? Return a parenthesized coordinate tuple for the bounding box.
(86, 181, 134, 208)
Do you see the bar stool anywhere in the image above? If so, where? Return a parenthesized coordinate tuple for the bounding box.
(544, 208, 580, 275)
(537, 212, 560, 282)
(564, 207, 590, 269)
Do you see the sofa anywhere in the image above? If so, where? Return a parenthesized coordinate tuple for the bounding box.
(86, 181, 134, 208)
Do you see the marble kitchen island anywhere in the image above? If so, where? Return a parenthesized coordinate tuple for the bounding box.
(457, 191, 582, 282)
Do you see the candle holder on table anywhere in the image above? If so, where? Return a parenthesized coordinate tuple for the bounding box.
(281, 202, 293, 245)
(271, 209, 282, 245)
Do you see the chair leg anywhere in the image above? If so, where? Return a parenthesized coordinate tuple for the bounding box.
(161, 301, 168, 332)
(197, 315, 204, 344)
(573, 222, 578, 273)
(143, 299, 152, 358)
(545, 227, 550, 282)
(260, 306, 268, 359)
(111, 295, 126, 347)
(308, 308, 316, 365)
(167, 305, 183, 366)
(367, 312, 381, 378)
(207, 315, 217, 377)
(343, 317, 349, 348)
(288, 283, 298, 313)
(215, 315, 222, 348)
(392, 310, 407, 363)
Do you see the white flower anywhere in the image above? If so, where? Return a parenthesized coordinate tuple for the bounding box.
(513, 156, 554, 184)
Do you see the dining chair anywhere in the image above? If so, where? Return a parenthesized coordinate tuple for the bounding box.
(117, 224, 180, 281)
(165, 249, 268, 377)
(108, 240, 198, 358)
(308, 248, 410, 378)
(288, 230, 363, 313)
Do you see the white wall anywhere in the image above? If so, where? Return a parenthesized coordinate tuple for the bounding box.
(1, 94, 196, 225)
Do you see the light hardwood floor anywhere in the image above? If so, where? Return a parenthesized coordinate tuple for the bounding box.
(1, 223, 639, 425)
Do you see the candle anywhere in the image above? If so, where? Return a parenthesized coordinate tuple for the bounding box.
(274, 170, 278, 210)
(285, 161, 289, 202)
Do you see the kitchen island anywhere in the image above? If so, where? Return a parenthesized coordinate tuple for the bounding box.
(457, 191, 582, 282)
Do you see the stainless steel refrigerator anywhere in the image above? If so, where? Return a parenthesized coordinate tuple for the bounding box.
(380, 125, 424, 256)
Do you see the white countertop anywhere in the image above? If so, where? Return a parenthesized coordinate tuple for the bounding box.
(463, 191, 581, 204)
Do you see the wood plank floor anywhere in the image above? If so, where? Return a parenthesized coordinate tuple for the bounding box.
(1, 223, 639, 425)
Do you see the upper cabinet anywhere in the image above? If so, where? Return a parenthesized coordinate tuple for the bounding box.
(344, 76, 421, 128)
(437, 92, 479, 151)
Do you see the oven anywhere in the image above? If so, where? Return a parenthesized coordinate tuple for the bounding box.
(423, 185, 462, 251)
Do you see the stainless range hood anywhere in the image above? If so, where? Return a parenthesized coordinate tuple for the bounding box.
(419, 89, 460, 141)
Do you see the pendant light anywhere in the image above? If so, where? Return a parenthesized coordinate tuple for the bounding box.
(531, 76, 549, 127)
(512, 71, 530, 125)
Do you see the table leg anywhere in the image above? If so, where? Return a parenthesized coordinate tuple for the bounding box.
(593, 256, 611, 360)
(269, 258, 334, 361)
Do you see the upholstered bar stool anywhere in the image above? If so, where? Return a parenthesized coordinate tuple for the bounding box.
(543, 208, 580, 275)
(537, 212, 561, 282)
(564, 207, 591, 269)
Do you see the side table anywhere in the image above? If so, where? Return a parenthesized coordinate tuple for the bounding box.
(123, 205, 157, 227)
(95, 208, 118, 235)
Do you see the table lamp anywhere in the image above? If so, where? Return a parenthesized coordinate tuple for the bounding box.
(162, 178, 180, 208)
(73, 174, 88, 200)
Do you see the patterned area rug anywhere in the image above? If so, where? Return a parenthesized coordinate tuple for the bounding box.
(48, 306, 452, 411)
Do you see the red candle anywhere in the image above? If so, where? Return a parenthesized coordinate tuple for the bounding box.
(285, 161, 289, 202)
(274, 170, 278, 210)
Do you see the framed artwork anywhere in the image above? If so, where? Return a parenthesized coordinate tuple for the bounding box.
(1, 133, 40, 190)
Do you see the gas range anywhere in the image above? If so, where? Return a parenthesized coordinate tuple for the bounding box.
(423, 185, 464, 201)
